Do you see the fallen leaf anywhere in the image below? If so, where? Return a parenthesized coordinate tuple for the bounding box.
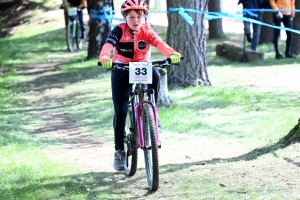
(220, 183, 226, 187)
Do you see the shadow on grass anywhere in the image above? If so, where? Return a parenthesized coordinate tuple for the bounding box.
(0, 26, 105, 91)
(160, 138, 299, 172)
(1, 170, 158, 199)
(2, 141, 297, 199)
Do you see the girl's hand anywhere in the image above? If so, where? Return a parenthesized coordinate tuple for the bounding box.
(101, 60, 112, 68)
(170, 54, 181, 63)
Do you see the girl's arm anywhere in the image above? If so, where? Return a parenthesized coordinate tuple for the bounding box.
(156, 41, 181, 58)
(99, 43, 114, 63)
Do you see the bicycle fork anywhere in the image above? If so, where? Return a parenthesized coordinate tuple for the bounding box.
(134, 89, 161, 149)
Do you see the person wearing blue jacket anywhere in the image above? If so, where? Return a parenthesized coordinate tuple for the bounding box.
(238, 0, 263, 51)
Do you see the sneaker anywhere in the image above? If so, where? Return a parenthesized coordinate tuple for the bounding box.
(285, 53, 296, 58)
(81, 31, 86, 39)
(113, 150, 126, 171)
(158, 118, 162, 128)
(275, 54, 284, 60)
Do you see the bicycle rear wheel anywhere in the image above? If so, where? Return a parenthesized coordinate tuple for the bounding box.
(66, 19, 75, 52)
(124, 103, 138, 176)
(75, 20, 83, 50)
(142, 103, 159, 191)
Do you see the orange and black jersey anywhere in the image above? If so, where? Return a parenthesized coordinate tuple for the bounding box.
(101, 23, 178, 64)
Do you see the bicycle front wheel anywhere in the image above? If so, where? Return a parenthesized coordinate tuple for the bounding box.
(124, 103, 138, 176)
(142, 103, 159, 191)
(66, 20, 75, 52)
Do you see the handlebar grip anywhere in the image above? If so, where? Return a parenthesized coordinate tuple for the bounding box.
(167, 56, 184, 64)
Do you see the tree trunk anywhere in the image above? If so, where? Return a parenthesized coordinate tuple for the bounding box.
(87, 0, 114, 59)
(280, 118, 300, 146)
(166, 0, 211, 89)
(259, 12, 273, 44)
(208, 0, 224, 39)
(291, 0, 300, 55)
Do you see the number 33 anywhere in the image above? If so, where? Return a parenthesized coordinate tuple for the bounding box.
(135, 68, 147, 75)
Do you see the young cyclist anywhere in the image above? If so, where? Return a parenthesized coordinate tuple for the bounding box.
(98, 0, 181, 171)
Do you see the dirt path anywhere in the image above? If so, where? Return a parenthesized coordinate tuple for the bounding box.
(19, 62, 113, 174)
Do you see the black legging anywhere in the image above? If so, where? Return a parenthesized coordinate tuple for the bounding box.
(273, 14, 293, 55)
(77, 9, 85, 34)
(111, 68, 160, 151)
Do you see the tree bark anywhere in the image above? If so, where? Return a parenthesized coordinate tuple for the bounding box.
(208, 0, 224, 39)
(87, 0, 114, 59)
(291, 0, 300, 55)
(259, 12, 273, 44)
(166, 0, 210, 89)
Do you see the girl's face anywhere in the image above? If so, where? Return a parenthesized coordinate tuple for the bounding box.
(124, 10, 145, 31)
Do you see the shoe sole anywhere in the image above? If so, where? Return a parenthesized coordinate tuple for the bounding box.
(113, 163, 126, 171)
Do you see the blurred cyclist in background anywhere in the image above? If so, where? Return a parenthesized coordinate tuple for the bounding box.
(60, 0, 87, 39)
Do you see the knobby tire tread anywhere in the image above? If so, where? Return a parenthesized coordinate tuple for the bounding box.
(143, 104, 159, 191)
(76, 20, 83, 50)
(125, 103, 138, 176)
(66, 19, 75, 52)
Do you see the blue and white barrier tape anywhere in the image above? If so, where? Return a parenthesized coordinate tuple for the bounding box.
(91, 7, 300, 33)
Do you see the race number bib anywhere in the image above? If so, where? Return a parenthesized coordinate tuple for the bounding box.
(129, 62, 152, 84)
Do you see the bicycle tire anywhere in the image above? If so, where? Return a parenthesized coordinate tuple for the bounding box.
(124, 103, 138, 176)
(142, 103, 159, 191)
(75, 20, 83, 50)
(66, 19, 75, 52)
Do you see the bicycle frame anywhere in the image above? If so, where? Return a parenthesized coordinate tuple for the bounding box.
(98, 57, 183, 191)
(70, 18, 77, 37)
(98, 57, 183, 150)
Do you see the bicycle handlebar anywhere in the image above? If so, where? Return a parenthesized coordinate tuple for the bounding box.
(97, 57, 184, 70)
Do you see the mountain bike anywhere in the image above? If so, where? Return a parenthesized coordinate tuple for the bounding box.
(63, 7, 83, 52)
(98, 57, 183, 191)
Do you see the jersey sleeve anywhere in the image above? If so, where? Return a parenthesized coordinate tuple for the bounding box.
(99, 26, 122, 62)
(146, 26, 180, 58)
(269, 0, 278, 10)
(105, 26, 122, 47)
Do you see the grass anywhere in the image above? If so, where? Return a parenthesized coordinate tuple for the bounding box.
(0, 1, 300, 199)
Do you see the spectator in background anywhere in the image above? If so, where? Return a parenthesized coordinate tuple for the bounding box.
(238, 0, 263, 51)
(269, 0, 296, 59)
